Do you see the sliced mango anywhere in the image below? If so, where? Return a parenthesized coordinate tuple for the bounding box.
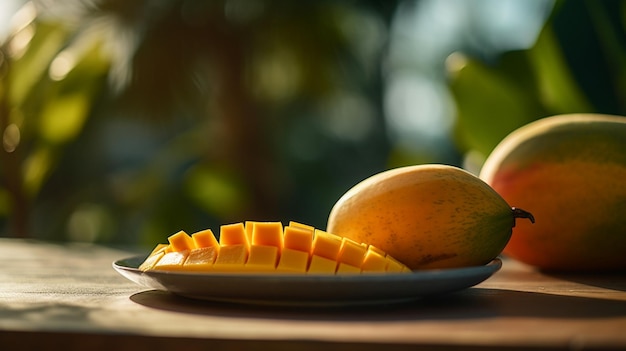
(139, 221, 411, 274)
(184, 246, 219, 271)
(283, 225, 313, 252)
(246, 245, 279, 272)
(251, 222, 283, 249)
(152, 251, 189, 271)
(191, 229, 219, 249)
(168, 231, 194, 252)
(138, 248, 166, 271)
(308, 254, 339, 273)
(276, 248, 309, 273)
(213, 244, 248, 270)
(219, 223, 248, 247)
(360, 249, 388, 272)
(338, 238, 367, 268)
(311, 229, 342, 261)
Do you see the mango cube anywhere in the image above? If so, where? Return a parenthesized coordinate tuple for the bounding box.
(168, 231, 195, 252)
(140, 221, 411, 275)
(245, 245, 279, 272)
(360, 249, 388, 272)
(149, 243, 169, 256)
(220, 223, 249, 246)
(251, 222, 283, 248)
(244, 221, 255, 242)
(336, 263, 361, 274)
(385, 256, 406, 272)
(183, 247, 219, 271)
(191, 229, 219, 249)
(138, 250, 165, 271)
(288, 221, 315, 232)
(213, 244, 248, 270)
(368, 245, 386, 256)
(153, 251, 189, 271)
(276, 248, 309, 273)
(283, 226, 313, 252)
(338, 238, 367, 268)
(311, 230, 342, 261)
(308, 255, 338, 273)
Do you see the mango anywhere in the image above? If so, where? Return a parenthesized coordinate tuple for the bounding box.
(138, 221, 410, 274)
(479, 114, 626, 272)
(326, 164, 534, 270)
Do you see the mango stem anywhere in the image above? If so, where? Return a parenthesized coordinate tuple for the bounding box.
(511, 207, 535, 227)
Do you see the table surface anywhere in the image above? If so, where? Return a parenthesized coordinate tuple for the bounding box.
(1, 238, 625, 351)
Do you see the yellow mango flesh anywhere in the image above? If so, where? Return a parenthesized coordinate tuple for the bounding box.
(276, 249, 309, 273)
(219, 223, 248, 246)
(184, 247, 219, 271)
(246, 245, 279, 272)
(168, 231, 195, 252)
(152, 251, 188, 271)
(139, 221, 411, 274)
(213, 244, 248, 269)
(191, 229, 219, 249)
(311, 229, 342, 261)
(283, 226, 313, 252)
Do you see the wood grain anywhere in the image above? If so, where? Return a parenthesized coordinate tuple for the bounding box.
(0, 238, 624, 350)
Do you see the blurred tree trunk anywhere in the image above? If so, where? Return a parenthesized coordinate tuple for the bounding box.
(0, 55, 29, 238)
(206, 19, 279, 220)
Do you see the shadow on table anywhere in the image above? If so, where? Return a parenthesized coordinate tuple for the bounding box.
(543, 273, 626, 292)
(129, 287, 626, 322)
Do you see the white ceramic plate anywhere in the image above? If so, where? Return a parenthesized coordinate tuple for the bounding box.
(113, 256, 501, 306)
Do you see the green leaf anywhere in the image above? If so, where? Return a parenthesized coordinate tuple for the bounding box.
(22, 147, 53, 197)
(450, 51, 545, 157)
(38, 92, 90, 143)
(527, 26, 593, 114)
(8, 22, 68, 107)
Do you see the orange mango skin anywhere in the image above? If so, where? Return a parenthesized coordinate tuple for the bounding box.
(327, 164, 516, 270)
(480, 114, 626, 272)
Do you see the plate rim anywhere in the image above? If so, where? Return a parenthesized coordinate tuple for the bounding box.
(113, 255, 502, 283)
(113, 255, 502, 306)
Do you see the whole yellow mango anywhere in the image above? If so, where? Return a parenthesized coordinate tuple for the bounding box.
(326, 164, 533, 270)
(480, 114, 626, 272)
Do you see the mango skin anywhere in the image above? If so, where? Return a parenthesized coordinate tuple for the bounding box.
(479, 114, 626, 272)
(326, 164, 518, 270)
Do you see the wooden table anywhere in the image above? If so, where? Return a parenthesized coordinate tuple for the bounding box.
(1, 238, 625, 351)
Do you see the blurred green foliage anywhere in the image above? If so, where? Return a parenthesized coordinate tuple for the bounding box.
(0, 0, 397, 246)
(0, 0, 624, 247)
(451, 0, 625, 160)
